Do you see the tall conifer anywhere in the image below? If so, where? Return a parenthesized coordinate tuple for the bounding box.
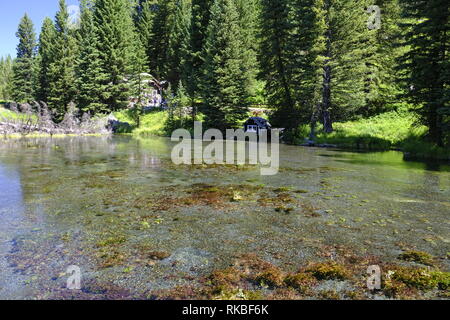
(11, 14, 37, 103)
(200, 0, 249, 130)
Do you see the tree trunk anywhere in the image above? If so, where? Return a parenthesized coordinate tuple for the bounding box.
(429, 108, 443, 147)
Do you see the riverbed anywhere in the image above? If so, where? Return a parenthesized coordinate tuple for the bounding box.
(0, 136, 449, 299)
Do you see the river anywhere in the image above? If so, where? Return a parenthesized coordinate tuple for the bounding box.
(0, 136, 448, 299)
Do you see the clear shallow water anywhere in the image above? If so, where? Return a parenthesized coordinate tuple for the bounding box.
(0, 136, 449, 299)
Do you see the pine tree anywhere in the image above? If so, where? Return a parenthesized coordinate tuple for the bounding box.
(75, 0, 106, 114)
(199, 0, 250, 130)
(129, 19, 149, 127)
(190, 0, 212, 96)
(308, 0, 374, 133)
(36, 17, 56, 103)
(290, 0, 326, 139)
(94, 0, 137, 111)
(400, 0, 449, 146)
(11, 14, 37, 103)
(167, 80, 190, 130)
(259, 0, 297, 129)
(135, 0, 157, 71)
(47, 0, 78, 119)
(235, 0, 261, 98)
(0, 56, 14, 101)
(363, 0, 404, 116)
(135, 0, 175, 80)
(166, 0, 192, 89)
(150, 0, 176, 79)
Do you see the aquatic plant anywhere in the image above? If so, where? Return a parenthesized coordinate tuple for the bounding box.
(305, 262, 351, 281)
(398, 250, 435, 266)
(284, 273, 318, 294)
(386, 266, 450, 291)
(255, 266, 285, 288)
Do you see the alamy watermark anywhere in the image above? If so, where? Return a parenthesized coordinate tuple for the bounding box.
(171, 122, 280, 176)
(66, 265, 81, 290)
(367, 5, 381, 30)
(367, 265, 382, 290)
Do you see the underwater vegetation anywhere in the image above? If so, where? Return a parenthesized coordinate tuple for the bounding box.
(2, 136, 449, 300)
(145, 252, 450, 300)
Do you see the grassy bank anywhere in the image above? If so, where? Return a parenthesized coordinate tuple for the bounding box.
(313, 111, 449, 160)
(314, 111, 424, 150)
(115, 108, 449, 161)
(4, 106, 448, 161)
(0, 106, 38, 122)
(114, 109, 170, 136)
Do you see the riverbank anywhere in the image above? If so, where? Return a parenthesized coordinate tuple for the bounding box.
(113, 109, 450, 162)
(3, 105, 448, 162)
(0, 104, 115, 137)
(313, 111, 450, 161)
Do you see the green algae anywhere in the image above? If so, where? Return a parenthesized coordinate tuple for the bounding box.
(1, 135, 450, 300)
(398, 250, 435, 266)
(284, 273, 318, 294)
(305, 262, 351, 281)
(387, 267, 450, 291)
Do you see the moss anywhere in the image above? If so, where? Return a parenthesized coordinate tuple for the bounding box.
(99, 170, 126, 179)
(268, 288, 301, 300)
(210, 287, 264, 300)
(232, 191, 243, 202)
(276, 193, 295, 203)
(243, 290, 265, 300)
(259, 193, 297, 209)
(306, 262, 351, 281)
(383, 278, 415, 299)
(147, 251, 171, 261)
(284, 273, 317, 294)
(398, 250, 435, 266)
(41, 185, 56, 194)
(301, 203, 321, 217)
(233, 254, 278, 275)
(209, 267, 241, 288)
(435, 272, 450, 290)
(273, 187, 292, 193)
(319, 290, 340, 300)
(96, 235, 127, 248)
(255, 266, 285, 288)
(388, 267, 450, 291)
(343, 290, 364, 300)
(85, 180, 107, 189)
(168, 183, 266, 208)
(96, 248, 126, 268)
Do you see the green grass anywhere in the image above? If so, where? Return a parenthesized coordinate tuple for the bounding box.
(0, 106, 18, 120)
(312, 110, 449, 161)
(315, 111, 427, 150)
(114, 109, 169, 136)
(134, 111, 169, 136)
(0, 106, 38, 123)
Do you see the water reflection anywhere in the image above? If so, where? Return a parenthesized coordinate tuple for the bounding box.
(318, 150, 450, 172)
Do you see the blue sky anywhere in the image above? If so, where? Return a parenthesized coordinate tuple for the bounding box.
(0, 0, 79, 58)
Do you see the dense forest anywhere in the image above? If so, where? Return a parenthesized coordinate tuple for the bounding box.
(0, 0, 448, 149)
